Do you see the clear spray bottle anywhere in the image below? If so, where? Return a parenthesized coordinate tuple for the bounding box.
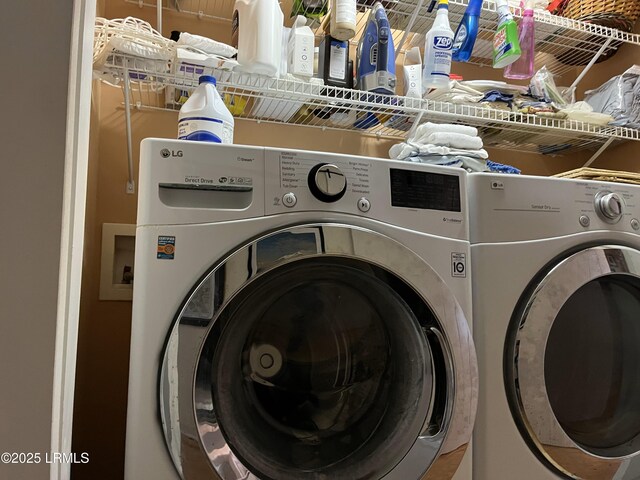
(422, 0, 455, 90)
(504, 0, 535, 79)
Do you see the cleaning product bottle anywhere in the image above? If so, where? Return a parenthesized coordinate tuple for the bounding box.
(330, 0, 357, 41)
(288, 16, 315, 80)
(493, 0, 521, 68)
(232, 0, 284, 76)
(178, 76, 234, 144)
(504, 0, 535, 79)
(452, 0, 483, 62)
(423, 0, 455, 90)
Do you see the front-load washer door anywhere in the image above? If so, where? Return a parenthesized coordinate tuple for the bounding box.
(159, 223, 477, 480)
(506, 245, 640, 479)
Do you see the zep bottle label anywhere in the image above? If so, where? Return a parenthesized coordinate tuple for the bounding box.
(432, 36, 453, 74)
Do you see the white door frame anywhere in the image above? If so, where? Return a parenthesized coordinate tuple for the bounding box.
(50, 1, 96, 479)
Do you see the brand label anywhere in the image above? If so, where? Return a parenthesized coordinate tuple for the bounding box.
(329, 41, 347, 80)
(453, 25, 467, 50)
(434, 36, 453, 50)
(157, 236, 176, 260)
(178, 119, 233, 144)
(451, 253, 466, 278)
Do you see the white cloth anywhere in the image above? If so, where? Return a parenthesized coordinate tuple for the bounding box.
(413, 121, 478, 139)
(389, 142, 488, 160)
(423, 132, 484, 150)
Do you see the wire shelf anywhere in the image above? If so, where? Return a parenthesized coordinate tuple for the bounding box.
(96, 53, 640, 154)
(125, 0, 640, 78)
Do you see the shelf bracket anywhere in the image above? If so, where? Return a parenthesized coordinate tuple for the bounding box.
(583, 137, 615, 167)
(570, 38, 613, 90)
(157, 0, 163, 35)
(395, 0, 426, 58)
(123, 70, 136, 195)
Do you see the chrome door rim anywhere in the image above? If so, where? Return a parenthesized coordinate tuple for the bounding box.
(159, 223, 477, 480)
(507, 245, 640, 479)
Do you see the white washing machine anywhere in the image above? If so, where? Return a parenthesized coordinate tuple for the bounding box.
(124, 138, 478, 480)
(470, 172, 640, 480)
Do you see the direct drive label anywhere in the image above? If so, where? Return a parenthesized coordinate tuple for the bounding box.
(157, 236, 176, 260)
(451, 252, 466, 278)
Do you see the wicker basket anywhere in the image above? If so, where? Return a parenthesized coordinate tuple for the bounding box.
(561, 0, 640, 31)
(553, 167, 640, 185)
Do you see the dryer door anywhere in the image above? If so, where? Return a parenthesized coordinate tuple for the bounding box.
(506, 245, 640, 479)
(160, 223, 476, 480)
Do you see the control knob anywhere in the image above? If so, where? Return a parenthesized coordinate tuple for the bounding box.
(595, 191, 624, 222)
(308, 163, 347, 202)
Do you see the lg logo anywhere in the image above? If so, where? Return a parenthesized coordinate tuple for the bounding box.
(161, 149, 184, 158)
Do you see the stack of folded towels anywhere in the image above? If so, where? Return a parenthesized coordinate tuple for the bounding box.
(389, 122, 520, 174)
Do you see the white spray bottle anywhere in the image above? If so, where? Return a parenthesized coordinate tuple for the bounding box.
(423, 0, 454, 91)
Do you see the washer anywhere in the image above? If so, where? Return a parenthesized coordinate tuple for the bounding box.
(125, 138, 477, 480)
(470, 172, 640, 480)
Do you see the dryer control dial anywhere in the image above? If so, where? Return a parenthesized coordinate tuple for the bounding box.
(308, 163, 347, 202)
(595, 191, 624, 222)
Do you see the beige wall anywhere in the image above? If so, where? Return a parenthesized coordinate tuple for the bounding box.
(71, 2, 639, 480)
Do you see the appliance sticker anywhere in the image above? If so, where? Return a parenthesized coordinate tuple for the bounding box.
(158, 236, 176, 260)
(451, 252, 466, 278)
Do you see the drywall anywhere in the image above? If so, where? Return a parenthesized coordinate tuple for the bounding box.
(0, 1, 73, 479)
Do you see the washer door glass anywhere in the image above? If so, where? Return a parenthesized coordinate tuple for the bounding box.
(506, 245, 640, 479)
(205, 257, 431, 480)
(160, 224, 477, 480)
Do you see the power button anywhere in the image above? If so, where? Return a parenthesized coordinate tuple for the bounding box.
(282, 192, 297, 208)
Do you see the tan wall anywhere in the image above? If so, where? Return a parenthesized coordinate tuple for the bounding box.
(71, 2, 639, 480)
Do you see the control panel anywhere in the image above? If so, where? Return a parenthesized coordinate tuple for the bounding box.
(469, 173, 640, 243)
(264, 148, 468, 240)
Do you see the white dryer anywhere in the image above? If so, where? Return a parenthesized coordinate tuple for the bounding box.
(125, 138, 478, 480)
(470, 172, 640, 480)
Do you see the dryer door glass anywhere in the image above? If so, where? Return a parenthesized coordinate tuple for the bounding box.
(506, 245, 640, 479)
(545, 275, 640, 456)
(160, 224, 477, 480)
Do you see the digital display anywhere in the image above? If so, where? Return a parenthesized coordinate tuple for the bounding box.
(390, 169, 461, 212)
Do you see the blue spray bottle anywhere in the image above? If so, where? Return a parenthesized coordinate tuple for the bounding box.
(452, 0, 483, 62)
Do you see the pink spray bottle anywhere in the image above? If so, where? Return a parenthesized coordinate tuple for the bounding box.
(504, 0, 535, 79)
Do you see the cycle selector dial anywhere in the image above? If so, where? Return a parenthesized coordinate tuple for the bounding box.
(595, 191, 624, 222)
(308, 163, 347, 202)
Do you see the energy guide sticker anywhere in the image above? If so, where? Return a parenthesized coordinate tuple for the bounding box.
(157, 236, 176, 260)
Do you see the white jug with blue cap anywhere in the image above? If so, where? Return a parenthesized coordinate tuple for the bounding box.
(178, 75, 234, 144)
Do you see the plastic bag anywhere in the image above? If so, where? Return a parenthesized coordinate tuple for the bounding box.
(584, 65, 640, 128)
(529, 66, 574, 105)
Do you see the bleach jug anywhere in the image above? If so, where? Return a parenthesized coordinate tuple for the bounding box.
(232, 0, 284, 76)
(178, 76, 234, 144)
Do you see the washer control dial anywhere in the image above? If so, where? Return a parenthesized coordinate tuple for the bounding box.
(308, 163, 347, 202)
(595, 191, 624, 222)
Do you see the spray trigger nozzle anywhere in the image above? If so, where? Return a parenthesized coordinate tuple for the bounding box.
(427, 0, 437, 12)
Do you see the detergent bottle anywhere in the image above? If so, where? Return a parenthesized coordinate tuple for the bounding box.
(452, 0, 483, 62)
(423, 0, 455, 90)
(178, 76, 234, 144)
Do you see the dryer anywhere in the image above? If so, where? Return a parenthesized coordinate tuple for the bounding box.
(470, 172, 640, 480)
(125, 138, 478, 480)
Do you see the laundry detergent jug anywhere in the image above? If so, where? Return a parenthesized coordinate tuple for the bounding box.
(232, 0, 284, 76)
(178, 76, 234, 144)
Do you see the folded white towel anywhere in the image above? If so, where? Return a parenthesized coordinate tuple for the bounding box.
(389, 142, 488, 160)
(414, 122, 478, 139)
(423, 132, 484, 150)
